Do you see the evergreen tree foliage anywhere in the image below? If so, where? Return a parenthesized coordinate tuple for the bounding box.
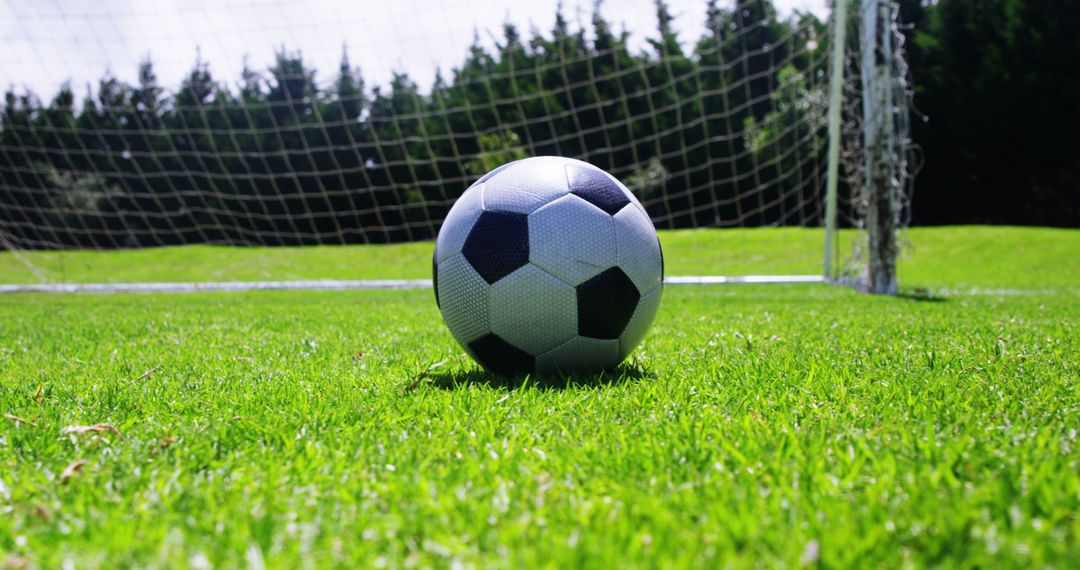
(903, 0, 1079, 226)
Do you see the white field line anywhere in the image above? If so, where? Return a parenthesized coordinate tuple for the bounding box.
(0, 279, 431, 293)
(666, 275, 827, 285)
(0, 275, 827, 294)
(931, 288, 1074, 296)
(2, 278, 1069, 295)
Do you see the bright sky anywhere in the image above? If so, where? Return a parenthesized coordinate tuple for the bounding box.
(1, 0, 827, 100)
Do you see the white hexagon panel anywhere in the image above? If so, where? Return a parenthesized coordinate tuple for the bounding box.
(434, 183, 484, 263)
(434, 254, 491, 346)
(528, 194, 616, 286)
(613, 205, 664, 294)
(433, 156, 663, 376)
(619, 284, 662, 356)
(490, 264, 578, 355)
(537, 336, 621, 375)
(481, 156, 578, 214)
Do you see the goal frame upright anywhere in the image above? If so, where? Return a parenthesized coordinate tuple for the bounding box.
(823, 0, 907, 293)
(822, 0, 849, 284)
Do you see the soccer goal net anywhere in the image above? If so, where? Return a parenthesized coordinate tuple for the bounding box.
(0, 0, 913, 290)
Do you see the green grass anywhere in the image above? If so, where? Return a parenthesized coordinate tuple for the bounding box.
(1, 227, 1078, 567)
(5, 226, 1076, 290)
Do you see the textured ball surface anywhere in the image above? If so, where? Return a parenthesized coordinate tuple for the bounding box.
(434, 156, 663, 375)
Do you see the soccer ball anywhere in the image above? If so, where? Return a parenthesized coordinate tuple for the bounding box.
(433, 156, 663, 375)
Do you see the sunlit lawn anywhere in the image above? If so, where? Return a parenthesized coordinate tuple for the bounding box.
(1, 226, 1077, 567)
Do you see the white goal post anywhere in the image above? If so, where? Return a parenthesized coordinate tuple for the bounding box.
(0, 0, 913, 292)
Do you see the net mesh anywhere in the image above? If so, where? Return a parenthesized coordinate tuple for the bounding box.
(0, 0, 909, 283)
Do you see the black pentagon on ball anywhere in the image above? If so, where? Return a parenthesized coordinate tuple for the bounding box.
(576, 267, 640, 340)
(566, 164, 631, 215)
(469, 333, 535, 376)
(432, 251, 440, 309)
(462, 211, 529, 284)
